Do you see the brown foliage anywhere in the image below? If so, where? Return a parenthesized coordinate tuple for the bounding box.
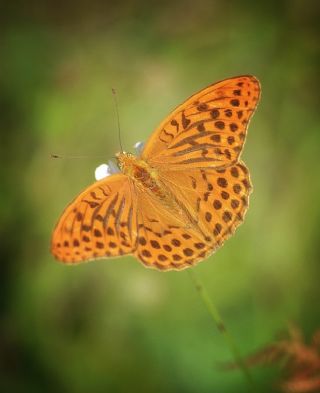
(224, 325, 320, 392)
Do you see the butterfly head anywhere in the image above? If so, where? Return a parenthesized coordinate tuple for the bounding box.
(116, 151, 137, 174)
(116, 151, 152, 182)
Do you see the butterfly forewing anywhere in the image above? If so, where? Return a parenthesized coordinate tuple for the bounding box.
(51, 174, 138, 263)
(141, 76, 260, 170)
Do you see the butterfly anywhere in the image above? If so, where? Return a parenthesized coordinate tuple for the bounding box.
(51, 75, 261, 271)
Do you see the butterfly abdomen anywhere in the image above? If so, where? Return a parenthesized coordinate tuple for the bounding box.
(133, 166, 170, 204)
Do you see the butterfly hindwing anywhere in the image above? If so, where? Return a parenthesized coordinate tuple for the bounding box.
(133, 188, 212, 270)
(131, 161, 251, 271)
(158, 162, 252, 257)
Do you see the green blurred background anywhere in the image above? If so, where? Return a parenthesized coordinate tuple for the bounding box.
(1, 1, 320, 392)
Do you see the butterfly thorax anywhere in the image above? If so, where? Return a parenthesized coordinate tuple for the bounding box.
(116, 152, 166, 199)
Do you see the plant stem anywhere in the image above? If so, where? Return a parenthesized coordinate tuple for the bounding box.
(188, 269, 254, 389)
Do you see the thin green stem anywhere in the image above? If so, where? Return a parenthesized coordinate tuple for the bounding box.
(188, 269, 254, 389)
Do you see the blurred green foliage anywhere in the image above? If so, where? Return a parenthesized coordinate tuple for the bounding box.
(1, 1, 320, 392)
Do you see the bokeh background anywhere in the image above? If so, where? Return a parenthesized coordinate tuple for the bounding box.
(1, 1, 320, 392)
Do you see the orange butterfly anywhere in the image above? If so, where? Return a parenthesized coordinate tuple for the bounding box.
(51, 75, 261, 271)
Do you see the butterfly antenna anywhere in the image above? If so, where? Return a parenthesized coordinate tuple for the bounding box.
(111, 88, 124, 153)
(50, 154, 107, 159)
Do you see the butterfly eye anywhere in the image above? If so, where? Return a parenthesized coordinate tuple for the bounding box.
(133, 141, 145, 155)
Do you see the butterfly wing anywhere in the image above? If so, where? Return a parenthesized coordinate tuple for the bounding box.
(51, 174, 138, 263)
(159, 162, 252, 260)
(130, 161, 250, 271)
(141, 75, 260, 169)
(130, 75, 259, 270)
(133, 187, 213, 270)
